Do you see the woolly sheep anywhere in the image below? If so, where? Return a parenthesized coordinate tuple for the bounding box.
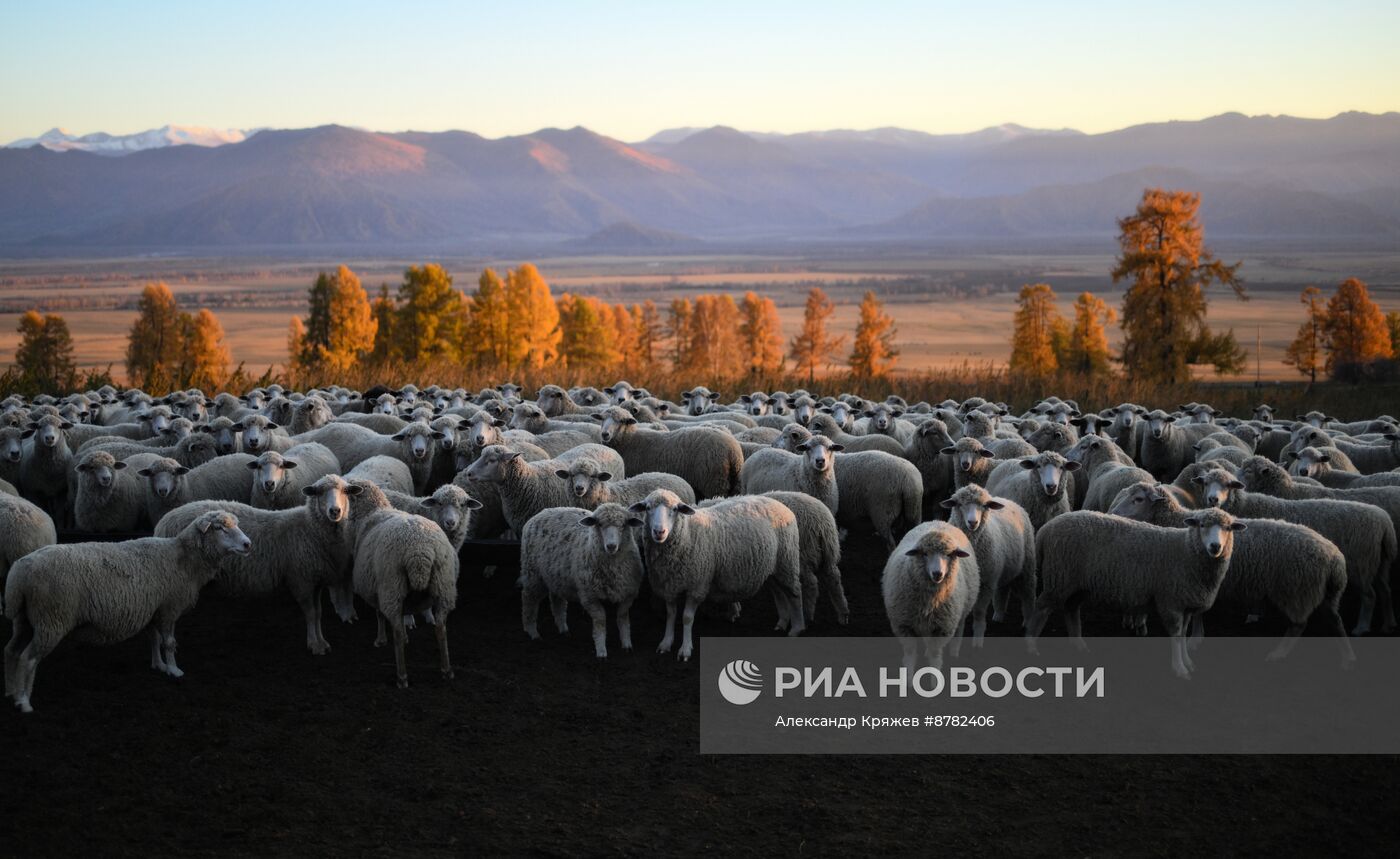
(806, 413, 905, 455)
(904, 418, 956, 516)
(154, 474, 359, 654)
(833, 450, 924, 551)
(860, 403, 916, 445)
(346, 455, 415, 495)
(5, 510, 250, 713)
(1287, 445, 1400, 488)
(0, 492, 57, 608)
(1082, 462, 1154, 513)
(234, 414, 294, 455)
(519, 503, 646, 657)
(942, 437, 1009, 490)
(985, 451, 1081, 530)
(629, 489, 804, 660)
(941, 484, 1036, 638)
(1065, 434, 1133, 510)
(453, 439, 550, 546)
(554, 458, 695, 509)
(1319, 435, 1400, 475)
(381, 484, 482, 551)
(881, 521, 981, 671)
(1139, 410, 1216, 479)
(300, 420, 444, 493)
(465, 443, 625, 532)
(510, 402, 605, 442)
(89, 431, 221, 471)
(18, 414, 76, 521)
(740, 434, 841, 515)
(138, 453, 258, 524)
(535, 384, 591, 417)
(0, 425, 25, 489)
(72, 450, 148, 533)
(757, 490, 849, 626)
(290, 397, 334, 435)
(1029, 509, 1244, 677)
(248, 442, 342, 510)
(595, 407, 741, 500)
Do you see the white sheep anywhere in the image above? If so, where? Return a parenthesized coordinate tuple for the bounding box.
(740, 434, 841, 516)
(381, 484, 482, 552)
(346, 455, 415, 495)
(881, 521, 981, 671)
(941, 484, 1035, 640)
(465, 443, 626, 532)
(519, 503, 646, 658)
(5, 510, 250, 713)
(235, 414, 294, 454)
(0, 492, 57, 608)
(554, 459, 695, 509)
(985, 450, 1080, 530)
(629, 489, 804, 660)
(833, 450, 924, 551)
(72, 449, 148, 533)
(595, 407, 742, 500)
(137, 453, 258, 525)
(18, 414, 76, 522)
(299, 420, 444, 493)
(759, 490, 849, 626)
(248, 442, 342, 510)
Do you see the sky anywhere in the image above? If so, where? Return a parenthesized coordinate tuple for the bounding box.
(2, 0, 1398, 143)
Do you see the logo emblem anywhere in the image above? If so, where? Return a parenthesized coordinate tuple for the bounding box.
(717, 660, 763, 705)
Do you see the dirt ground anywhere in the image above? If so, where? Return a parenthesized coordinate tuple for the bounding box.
(1, 533, 1396, 857)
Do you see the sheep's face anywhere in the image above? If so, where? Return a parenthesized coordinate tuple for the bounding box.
(495, 383, 522, 401)
(1297, 411, 1328, 428)
(944, 439, 994, 475)
(1, 427, 23, 463)
(77, 453, 126, 489)
(1288, 447, 1331, 479)
(372, 394, 398, 415)
(680, 388, 718, 417)
(740, 393, 770, 417)
(1019, 454, 1078, 497)
(595, 409, 638, 444)
(25, 416, 71, 450)
(393, 423, 443, 462)
(536, 386, 571, 416)
(242, 391, 267, 411)
(775, 425, 811, 452)
(863, 404, 903, 433)
(140, 408, 173, 436)
(238, 417, 278, 453)
(1192, 469, 1244, 508)
(250, 453, 295, 495)
(1030, 424, 1073, 453)
(904, 534, 970, 585)
(1145, 411, 1172, 439)
(628, 490, 695, 544)
(580, 503, 643, 555)
(798, 436, 842, 473)
(431, 417, 461, 453)
(1071, 414, 1106, 436)
(1233, 457, 1283, 493)
(556, 462, 611, 500)
(509, 404, 548, 433)
(422, 485, 480, 535)
(1182, 510, 1245, 559)
(822, 401, 857, 431)
(1107, 482, 1166, 521)
(203, 420, 240, 455)
(961, 412, 994, 439)
(303, 476, 357, 523)
(1253, 405, 1274, 422)
(162, 418, 195, 443)
(603, 383, 634, 406)
(571, 387, 605, 407)
(179, 399, 209, 424)
(464, 447, 520, 484)
(1068, 436, 1109, 464)
(941, 488, 1003, 533)
(138, 459, 189, 499)
(196, 511, 252, 557)
(296, 399, 332, 430)
(1112, 404, 1144, 432)
(792, 398, 817, 427)
(58, 403, 88, 425)
(915, 419, 952, 448)
(769, 393, 791, 415)
(468, 412, 506, 449)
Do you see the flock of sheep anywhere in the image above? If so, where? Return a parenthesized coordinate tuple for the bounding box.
(1, 380, 1397, 711)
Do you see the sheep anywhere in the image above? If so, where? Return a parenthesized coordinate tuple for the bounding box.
(1192, 466, 1397, 635)
(248, 442, 341, 510)
(554, 458, 695, 509)
(1065, 434, 1133, 509)
(453, 439, 551, 548)
(1321, 435, 1400, 475)
(1194, 438, 1250, 468)
(817, 399, 862, 432)
(1107, 479, 1355, 664)
(1287, 445, 1400, 488)
(536, 384, 592, 417)
(629, 489, 804, 660)
(595, 407, 742, 500)
(233, 414, 293, 455)
(88, 431, 221, 471)
(18, 414, 76, 521)
(137, 453, 258, 523)
(510, 402, 605, 442)
(881, 521, 981, 671)
(1082, 462, 1155, 513)
(758, 490, 849, 626)
(154, 474, 359, 654)
(1139, 410, 1216, 479)
(344, 480, 457, 688)
(334, 411, 410, 434)
(941, 484, 1036, 638)
(740, 434, 841, 515)
(806, 413, 905, 455)
(0, 425, 25, 489)
(346, 455, 415, 495)
(832, 450, 924, 551)
(678, 386, 723, 416)
(0, 492, 56, 606)
(198, 416, 244, 455)
(5, 510, 250, 713)
(381, 484, 482, 551)
(519, 503, 646, 658)
(1069, 412, 1114, 437)
(1028, 509, 1243, 677)
(904, 418, 956, 516)
(78, 416, 197, 452)
(860, 403, 916, 445)
(300, 420, 443, 493)
(943, 437, 1009, 490)
(72, 450, 148, 533)
(985, 451, 1080, 530)
(465, 443, 626, 532)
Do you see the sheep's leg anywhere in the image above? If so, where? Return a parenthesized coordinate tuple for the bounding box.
(800, 570, 818, 624)
(374, 613, 388, 648)
(16, 628, 62, 713)
(824, 569, 850, 626)
(881, 524, 898, 554)
(328, 584, 358, 623)
(582, 598, 609, 659)
(925, 636, 946, 670)
(421, 608, 437, 626)
(1187, 613, 1206, 653)
(148, 626, 168, 673)
(897, 633, 920, 673)
(521, 582, 545, 640)
(1376, 573, 1396, 633)
(992, 582, 1011, 624)
(434, 613, 453, 681)
(1162, 612, 1190, 679)
(971, 588, 993, 648)
(616, 597, 635, 652)
(656, 599, 677, 654)
(677, 595, 700, 662)
(158, 617, 182, 679)
(403, 613, 417, 630)
(5, 612, 33, 700)
(1025, 597, 1054, 655)
(550, 595, 570, 635)
(297, 591, 330, 655)
(1265, 625, 1304, 662)
(1351, 580, 1375, 636)
(1017, 572, 1036, 628)
(771, 591, 790, 633)
(389, 613, 410, 689)
(1065, 603, 1086, 652)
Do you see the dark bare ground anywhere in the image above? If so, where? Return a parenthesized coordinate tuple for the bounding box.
(1, 532, 1395, 857)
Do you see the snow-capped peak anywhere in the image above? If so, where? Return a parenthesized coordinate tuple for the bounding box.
(5, 125, 251, 155)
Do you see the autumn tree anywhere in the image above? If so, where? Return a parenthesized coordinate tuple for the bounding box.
(691, 294, 743, 378)
(287, 317, 307, 370)
(789, 288, 844, 384)
(368, 284, 397, 363)
(635, 301, 663, 370)
(558, 294, 617, 370)
(468, 268, 510, 366)
(183, 308, 231, 390)
(504, 264, 560, 370)
(1009, 283, 1061, 376)
(738, 291, 785, 376)
(395, 264, 466, 363)
(1113, 189, 1245, 382)
(667, 298, 696, 374)
(1322, 277, 1391, 379)
(1283, 286, 1327, 384)
(1061, 292, 1115, 376)
(849, 291, 898, 378)
(14, 310, 77, 390)
(125, 282, 186, 390)
(1387, 311, 1400, 360)
(609, 303, 639, 369)
(297, 266, 378, 372)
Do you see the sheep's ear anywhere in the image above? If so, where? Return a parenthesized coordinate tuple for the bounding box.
(431, 431, 446, 440)
(1295, 414, 1307, 420)
(302, 486, 321, 496)
(1230, 521, 1248, 532)
(283, 460, 298, 469)
(1284, 450, 1298, 460)
(266, 422, 280, 430)
(708, 392, 720, 400)
(796, 440, 811, 451)
(1228, 479, 1244, 489)
(625, 516, 644, 528)
(59, 421, 74, 430)
(861, 409, 875, 417)
(891, 408, 904, 417)
(1063, 461, 1081, 471)
(627, 501, 648, 513)
(985, 500, 1005, 510)
(739, 395, 752, 403)
(680, 392, 693, 400)
(676, 503, 697, 515)
(596, 472, 613, 482)
(138, 467, 154, 477)
(25, 421, 38, 430)
(1191, 476, 1206, 485)
(391, 431, 407, 441)
(951, 548, 971, 559)
(112, 460, 127, 470)
(231, 422, 245, 431)
(578, 515, 599, 527)
(554, 469, 571, 479)
(421, 497, 439, 508)
(76, 463, 90, 472)
(818, 406, 832, 414)
(976, 449, 995, 459)
(507, 452, 522, 462)
(1386, 433, 1400, 441)
(624, 417, 638, 426)
(487, 418, 506, 428)
(1182, 516, 1200, 527)
(940, 446, 957, 455)
(1071, 418, 1086, 428)
(939, 499, 957, 509)
(1318, 453, 1331, 462)
(904, 548, 922, 557)
(175, 466, 191, 476)
(464, 497, 483, 510)
(1192, 442, 1202, 451)
(1018, 459, 1036, 469)
(830, 443, 845, 452)
(1133, 407, 1147, 415)
(20, 429, 34, 439)
(246, 460, 260, 469)
(591, 413, 607, 421)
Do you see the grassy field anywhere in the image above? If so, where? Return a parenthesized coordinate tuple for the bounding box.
(1, 251, 1397, 383)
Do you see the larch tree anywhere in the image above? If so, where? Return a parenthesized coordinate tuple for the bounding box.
(691, 294, 742, 378)
(558, 294, 617, 370)
(610, 303, 640, 369)
(667, 298, 696, 374)
(635, 301, 663, 370)
(1113, 188, 1245, 382)
(1062, 292, 1116, 376)
(1283, 285, 1327, 384)
(789, 287, 844, 384)
(504, 264, 560, 369)
(1322, 277, 1391, 378)
(368, 284, 397, 363)
(469, 268, 510, 367)
(1009, 283, 1061, 376)
(1386, 310, 1400, 360)
(287, 317, 308, 370)
(297, 266, 378, 372)
(125, 282, 186, 390)
(183, 308, 231, 391)
(848, 291, 898, 378)
(14, 310, 77, 391)
(739, 291, 785, 376)
(396, 264, 466, 363)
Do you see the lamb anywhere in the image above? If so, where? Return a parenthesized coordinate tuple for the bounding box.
(1139, 410, 1216, 479)
(465, 443, 626, 532)
(881, 521, 981, 671)
(199, 416, 244, 455)
(299, 420, 443, 493)
(72, 450, 148, 533)
(740, 434, 841, 515)
(679, 386, 722, 415)
(0, 492, 56, 607)
(833, 450, 924, 551)
(5, 510, 250, 713)
(248, 443, 341, 510)
(985, 451, 1080, 530)
(595, 407, 742, 500)
(1029, 509, 1244, 678)
(345, 480, 457, 688)
(554, 458, 695, 509)
(519, 503, 646, 658)
(381, 484, 482, 551)
(1192, 466, 1397, 635)
(137, 453, 257, 523)
(1107, 479, 1355, 664)
(738, 392, 773, 417)
(346, 455, 415, 495)
(861, 403, 915, 445)
(941, 484, 1036, 639)
(629, 489, 804, 660)
(904, 418, 956, 516)
(154, 474, 358, 654)
(536, 384, 592, 417)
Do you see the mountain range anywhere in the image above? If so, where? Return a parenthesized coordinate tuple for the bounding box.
(1, 112, 1396, 252)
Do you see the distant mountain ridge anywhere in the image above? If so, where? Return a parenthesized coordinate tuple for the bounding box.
(6, 125, 253, 155)
(1, 112, 1396, 251)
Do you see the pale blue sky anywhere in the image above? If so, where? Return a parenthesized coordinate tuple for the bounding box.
(2, 0, 1397, 142)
